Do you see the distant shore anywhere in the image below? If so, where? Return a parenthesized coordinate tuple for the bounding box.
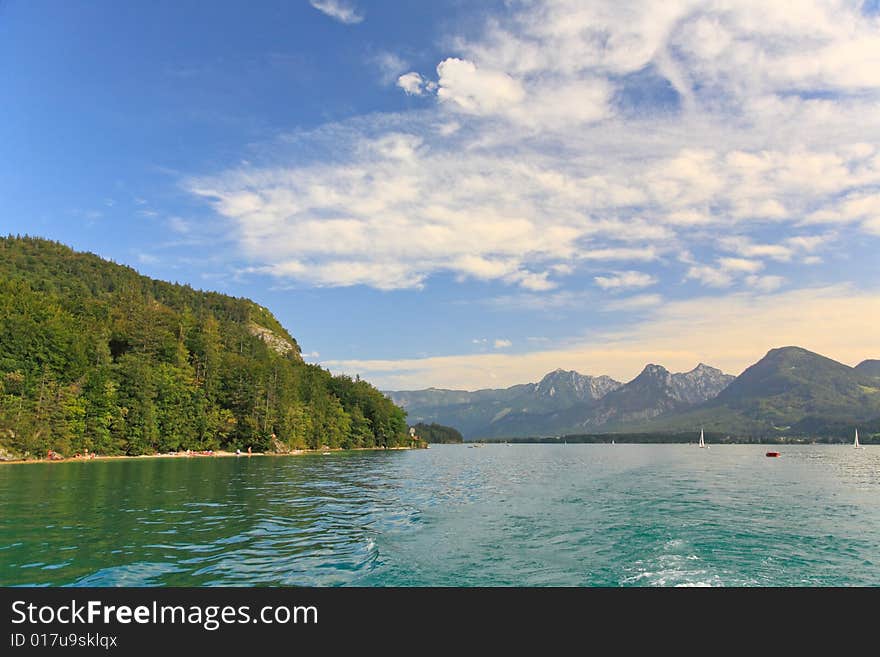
(0, 445, 417, 466)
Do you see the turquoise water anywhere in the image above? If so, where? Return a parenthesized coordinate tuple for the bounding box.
(1, 444, 879, 586)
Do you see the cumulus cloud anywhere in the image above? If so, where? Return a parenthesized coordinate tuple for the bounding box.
(309, 0, 363, 24)
(436, 58, 525, 114)
(187, 0, 880, 329)
(402, 52, 614, 129)
(397, 72, 428, 96)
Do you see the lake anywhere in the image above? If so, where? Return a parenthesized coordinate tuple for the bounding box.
(2, 444, 879, 586)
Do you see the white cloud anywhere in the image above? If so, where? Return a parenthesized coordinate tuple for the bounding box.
(687, 255, 773, 288)
(717, 237, 793, 262)
(309, 0, 363, 24)
(594, 271, 657, 290)
(436, 58, 525, 115)
(686, 265, 733, 288)
(717, 257, 763, 274)
(188, 0, 880, 301)
(806, 192, 880, 230)
(507, 270, 557, 291)
(746, 275, 785, 292)
(580, 247, 661, 262)
(436, 121, 460, 136)
(493, 339, 512, 349)
(397, 72, 427, 96)
(429, 55, 613, 129)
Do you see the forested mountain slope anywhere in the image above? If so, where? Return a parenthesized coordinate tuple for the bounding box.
(0, 236, 407, 458)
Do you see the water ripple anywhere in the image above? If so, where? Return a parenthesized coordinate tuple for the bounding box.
(2, 445, 880, 585)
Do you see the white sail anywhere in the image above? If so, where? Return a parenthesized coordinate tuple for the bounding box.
(855, 428, 861, 449)
(699, 429, 706, 448)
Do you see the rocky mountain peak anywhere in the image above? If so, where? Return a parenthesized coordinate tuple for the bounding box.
(670, 363, 735, 404)
(637, 364, 671, 380)
(535, 369, 621, 401)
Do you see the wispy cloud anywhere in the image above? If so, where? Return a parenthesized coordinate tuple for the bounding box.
(324, 286, 880, 389)
(594, 271, 657, 290)
(167, 217, 190, 234)
(483, 290, 591, 312)
(601, 293, 663, 312)
(746, 275, 785, 293)
(373, 52, 409, 85)
(309, 0, 363, 25)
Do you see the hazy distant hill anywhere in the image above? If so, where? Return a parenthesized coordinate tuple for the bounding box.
(390, 347, 880, 440)
(386, 369, 620, 438)
(387, 363, 733, 439)
(856, 359, 880, 379)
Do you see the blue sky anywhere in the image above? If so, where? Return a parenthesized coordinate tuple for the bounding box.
(2, 0, 880, 390)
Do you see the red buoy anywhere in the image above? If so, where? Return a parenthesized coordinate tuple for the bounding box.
(765, 451, 781, 457)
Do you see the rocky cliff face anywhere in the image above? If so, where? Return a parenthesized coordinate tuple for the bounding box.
(248, 322, 298, 357)
(543, 363, 734, 433)
(669, 363, 735, 404)
(534, 369, 622, 402)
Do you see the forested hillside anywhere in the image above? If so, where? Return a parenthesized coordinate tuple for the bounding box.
(412, 423, 463, 444)
(0, 236, 408, 458)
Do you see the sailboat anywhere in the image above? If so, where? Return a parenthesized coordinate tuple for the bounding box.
(854, 428, 864, 449)
(698, 428, 709, 449)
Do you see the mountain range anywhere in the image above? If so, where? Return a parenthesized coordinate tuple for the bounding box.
(387, 347, 880, 439)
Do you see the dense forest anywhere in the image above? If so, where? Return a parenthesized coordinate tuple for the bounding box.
(412, 422, 464, 444)
(0, 236, 411, 459)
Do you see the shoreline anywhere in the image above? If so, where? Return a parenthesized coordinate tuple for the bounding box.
(0, 445, 417, 466)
